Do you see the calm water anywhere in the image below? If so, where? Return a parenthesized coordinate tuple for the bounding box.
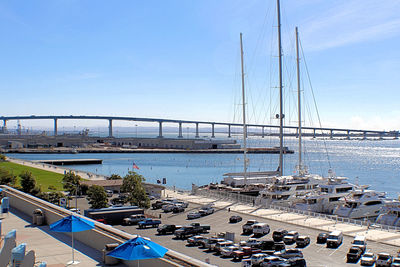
(6, 137, 400, 198)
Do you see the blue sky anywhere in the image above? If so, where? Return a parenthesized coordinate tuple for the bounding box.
(1, 0, 400, 131)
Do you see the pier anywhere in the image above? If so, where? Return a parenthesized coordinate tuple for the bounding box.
(33, 158, 103, 165)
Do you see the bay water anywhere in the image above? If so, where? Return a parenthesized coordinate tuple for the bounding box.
(6, 137, 400, 198)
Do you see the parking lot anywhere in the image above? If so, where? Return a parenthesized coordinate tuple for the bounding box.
(110, 200, 399, 267)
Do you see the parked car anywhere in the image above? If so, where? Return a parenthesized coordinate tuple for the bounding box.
(273, 229, 288, 242)
(172, 205, 185, 213)
(391, 257, 400, 267)
(274, 248, 303, 259)
(347, 246, 363, 263)
(220, 245, 240, 258)
(243, 220, 258, 234)
(253, 223, 270, 236)
(233, 246, 262, 261)
(106, 190, 113, 197)
(229, 215, 243, 223)
(69, 208, 81, 214)
(122, 214, 146, 225)
(187, 235, 206, 246)
(251, 253, 268, 266)
(376, 253, 392, 267)
(360, 252, 376, 266)
(214, 240, 234, 254)
(246, 238, 261, 248)
(284, 257, 307, 267)
(202, 238, 225, 250)
(162, 204, 175, 212)
(326, 231, 343, 248)
(283, 231, 299, 244)
(189, 222, 210, 233)
(137, 218, 161, 229)
(258, 240, 275, 252)
(295, 236, 310, 248)
(317, 233, 328, 244)
(199, 206, 214, 216)
(152, 201, 165, 209)
(157, 224, 181, 235)
(352, 235, 367, 253)
(261, 256, 287, 267)
(187, 211, 201, 220)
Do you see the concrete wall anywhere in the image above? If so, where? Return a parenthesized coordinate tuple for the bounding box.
(1, 186, 210, 267)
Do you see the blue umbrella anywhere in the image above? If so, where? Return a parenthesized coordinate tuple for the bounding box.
(107, 236, 168, 263)
(50, 215, 95, 265)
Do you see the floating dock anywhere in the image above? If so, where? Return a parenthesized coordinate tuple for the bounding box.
(34, 159, 103, 165)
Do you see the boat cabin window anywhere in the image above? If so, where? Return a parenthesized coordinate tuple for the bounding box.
(364, 201, 382, 206)
(307, 199, 317, 204)
(296, 185, 305, 190)
(336, 187, 353, 193)
(329, 197, 341, 202)
(321, 188, 329, 193)
(345, 202, 358, 208)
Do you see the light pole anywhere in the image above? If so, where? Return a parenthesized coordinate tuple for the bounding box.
(135, 124, 138, 138)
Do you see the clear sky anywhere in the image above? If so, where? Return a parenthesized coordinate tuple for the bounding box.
(1, 0, 400, 131)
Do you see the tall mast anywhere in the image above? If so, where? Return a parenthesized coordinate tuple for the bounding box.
(296, 27, 303, 175)
(240, 32, 248, 184)
(277, 0, 284, 176)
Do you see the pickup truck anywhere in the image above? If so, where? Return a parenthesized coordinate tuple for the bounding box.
(190, 223, 210, 233)
(122, 214, 146, 225)
(232, 246, 261, 261)
(347, 246, 363, 263)
(157, 224, 181, 235)
(174, 226, 199, 239)
(137, 219, 161, 229)
(174, 224, 209, 239)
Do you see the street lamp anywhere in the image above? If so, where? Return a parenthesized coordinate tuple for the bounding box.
(135, 124, 138, 138)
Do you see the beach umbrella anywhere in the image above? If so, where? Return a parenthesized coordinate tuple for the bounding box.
(107, 236, 168, 265)
(50, 214, 95, 265)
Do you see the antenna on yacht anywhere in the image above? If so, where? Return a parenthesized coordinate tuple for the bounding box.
(276, 0, 284, 176)
(240, 33, 248, 185)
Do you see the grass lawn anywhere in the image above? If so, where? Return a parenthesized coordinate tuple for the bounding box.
(0, 161, 64, 191)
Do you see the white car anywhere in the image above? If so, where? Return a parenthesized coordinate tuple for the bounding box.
(360, 252, 376, 266)
(251, 253, 267, 266)
(187, 211, 201, 219)
(220, 245, 240, 257)
(162, 204, 174, 212)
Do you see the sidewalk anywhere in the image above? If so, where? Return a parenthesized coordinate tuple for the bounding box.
(165, 189, 400, 248)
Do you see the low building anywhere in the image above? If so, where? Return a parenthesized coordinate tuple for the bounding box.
(81, 179, 165, 198)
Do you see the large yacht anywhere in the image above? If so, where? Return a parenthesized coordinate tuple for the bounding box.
(333, 189, 388, 219)
(293, 176, 358, 214)
(375, 201, 400, 227)
(255, 174, 324, 207)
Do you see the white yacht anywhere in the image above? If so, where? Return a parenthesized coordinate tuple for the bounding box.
(333, 189, 388, 219)
(375, 201, 400, 227)
(255, 174, 324, 207)
(294, 176, 358, 214)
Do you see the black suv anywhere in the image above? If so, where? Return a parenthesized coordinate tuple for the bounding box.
(273, 229, 288, 242)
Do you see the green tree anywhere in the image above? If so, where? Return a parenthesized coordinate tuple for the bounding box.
(108, 174, 122, 180)
(0, 167, 16, 186)
(20, 171, 36, 193)
(0, 154, 6, 161)
(87, 185, 108, 209)
(121, 171, 150, 209)
(62, 171, 81, 195)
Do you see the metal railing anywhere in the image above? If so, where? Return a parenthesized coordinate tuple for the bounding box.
(195, 188, 400, 233)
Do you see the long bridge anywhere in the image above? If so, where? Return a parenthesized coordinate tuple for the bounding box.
(1, 115, 398, 139)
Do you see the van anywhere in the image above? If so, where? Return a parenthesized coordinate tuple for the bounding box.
(351, 235, 367, 253)
(252, 223, 270, 236)
(326, 231, 343, 248)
